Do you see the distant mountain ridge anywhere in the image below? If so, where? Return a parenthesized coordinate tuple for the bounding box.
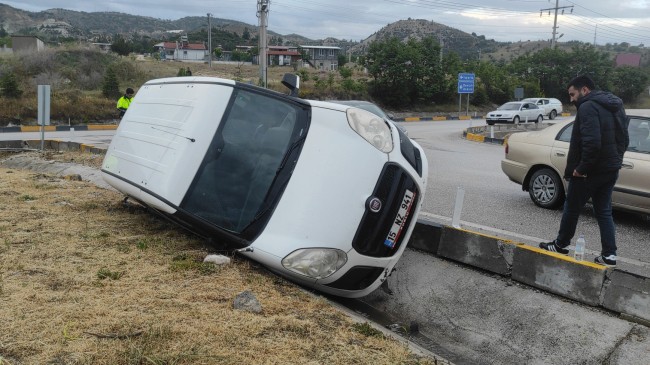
(0, 3, 314, 43)
(0, 3, 642, 62)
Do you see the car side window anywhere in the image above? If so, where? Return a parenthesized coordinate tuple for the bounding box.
(557, 123, 573, 142)
(628, 118, 650, 154)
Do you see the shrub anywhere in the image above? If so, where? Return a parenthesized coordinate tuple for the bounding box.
(101, 67, 120, 99)
(0, 71, 23, 98)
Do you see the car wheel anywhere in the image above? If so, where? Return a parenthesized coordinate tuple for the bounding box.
(513, 116, 520, 124)
(549, 110, 557, 120)
(528, 168, 565, 209)
(536, 114, 543, 123)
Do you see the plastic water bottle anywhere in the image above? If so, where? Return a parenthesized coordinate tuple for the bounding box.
(574, 234, 586, 261)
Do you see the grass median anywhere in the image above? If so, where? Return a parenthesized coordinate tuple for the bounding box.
(0, 151, 435, 365)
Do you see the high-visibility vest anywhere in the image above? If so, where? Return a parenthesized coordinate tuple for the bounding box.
(116, 95, 132, 110)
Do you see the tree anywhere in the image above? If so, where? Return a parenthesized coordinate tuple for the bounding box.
(610, 66, 650, 102)
(242, 27, 251, 40)
(110, 35, 131, 56)
(231, 50, 246, 62)
(214, 48, 223, 59)
(101, 67, 120, 99)
(364, 36, 444, 107)
(0, 72, 23, 98)
(338, 53, 347, 67)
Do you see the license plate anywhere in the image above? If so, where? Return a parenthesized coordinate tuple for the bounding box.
(384, 189, 416, 248)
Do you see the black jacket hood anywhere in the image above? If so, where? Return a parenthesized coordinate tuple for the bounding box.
(578, 90, 623, 113)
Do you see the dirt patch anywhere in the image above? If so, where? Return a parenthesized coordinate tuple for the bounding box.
(0, 152, 436, 364)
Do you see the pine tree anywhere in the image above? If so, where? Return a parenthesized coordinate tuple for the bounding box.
(101, 68, 120, 99)
(0, 72, 23, 99)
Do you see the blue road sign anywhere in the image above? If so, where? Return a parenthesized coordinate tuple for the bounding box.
(458, 73, 475, 94)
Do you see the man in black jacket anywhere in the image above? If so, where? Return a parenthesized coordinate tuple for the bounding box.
(539, 75, 629, 267)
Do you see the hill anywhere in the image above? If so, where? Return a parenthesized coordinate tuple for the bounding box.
(1, 3, 647, 63)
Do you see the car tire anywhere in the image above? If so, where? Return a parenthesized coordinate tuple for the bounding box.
(549, 110, 557, 120)
(513, 116, 520, 124)
(528, 168, 565, 209)
(536, 114, 543, 123)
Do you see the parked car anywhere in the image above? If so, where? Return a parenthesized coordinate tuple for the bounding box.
(101, 75, 428, 298)
(486, 102, 544, 125)
(522, 97, 564, 120)
(328, 100, 407, 135)
(501, 113, 650, 217)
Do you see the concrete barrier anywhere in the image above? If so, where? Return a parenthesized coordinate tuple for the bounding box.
(408, 218, 650, 321)
(603, 270, 650, 323)
(512, 244, 608, 306)
(437, 227, 519, 276)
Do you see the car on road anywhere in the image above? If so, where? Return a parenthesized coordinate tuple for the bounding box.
(101, 74, 428, 298)
(328, 100, 407, 135)
(501, 113, 650, 217)
(522, 97, 563, 120)
(486, 101, 545, 125)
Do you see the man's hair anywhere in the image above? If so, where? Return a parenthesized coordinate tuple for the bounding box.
(126, 87, 134, 94)
(567, 75, 595, 90)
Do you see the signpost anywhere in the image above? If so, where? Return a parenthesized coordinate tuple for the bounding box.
(38, 85, 51, 151)
(457, 73, 474, 121)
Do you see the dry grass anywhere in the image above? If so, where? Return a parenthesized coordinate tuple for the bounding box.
(0, 152, 434, 365)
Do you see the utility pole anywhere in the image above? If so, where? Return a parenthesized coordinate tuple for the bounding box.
(257, 0, 269, 88)
(207, 13, 212, 68)
(540, 0, 573, 48)
(593, 24, 598, 46)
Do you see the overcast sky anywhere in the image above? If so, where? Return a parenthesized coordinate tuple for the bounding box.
(4, 0, 650, 45)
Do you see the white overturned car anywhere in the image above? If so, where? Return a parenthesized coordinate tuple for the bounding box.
(101, 75, 428, 298)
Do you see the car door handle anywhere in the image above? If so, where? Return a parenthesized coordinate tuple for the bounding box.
(622, 161, 634, 169)
(555, 151, 566, 157)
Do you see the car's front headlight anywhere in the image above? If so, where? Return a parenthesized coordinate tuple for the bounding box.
(347, 108, 393, 153)
(281, 248, 348, 279)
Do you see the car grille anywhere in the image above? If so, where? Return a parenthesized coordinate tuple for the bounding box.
(351, 163, 420, 258)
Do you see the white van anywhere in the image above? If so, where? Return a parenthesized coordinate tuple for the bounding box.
(521, 98, 563, 120)
(101, 75, 428, 298)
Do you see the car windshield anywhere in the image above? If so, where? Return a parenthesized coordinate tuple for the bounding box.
(498, 103, 521, 111)
(181, 88, 309, 235)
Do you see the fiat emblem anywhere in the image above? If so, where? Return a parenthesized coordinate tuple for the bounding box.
(368, 197, 382, 213)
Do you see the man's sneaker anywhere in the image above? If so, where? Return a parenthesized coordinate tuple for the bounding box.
(539, 241, 569, 255)
(595, 255, 617, 267)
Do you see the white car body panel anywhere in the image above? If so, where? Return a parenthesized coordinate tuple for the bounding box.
(101, 77, 428, 298)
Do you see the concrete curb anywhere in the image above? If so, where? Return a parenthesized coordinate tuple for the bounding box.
(408, 218, 650, 322)
(1, 139, 108, 155)
(0, 124, 118, 133)
(396, 115, 484, 122)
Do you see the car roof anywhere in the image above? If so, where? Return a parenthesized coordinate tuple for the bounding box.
(523, 97, 561, 102)
(628, 109, 650, 118)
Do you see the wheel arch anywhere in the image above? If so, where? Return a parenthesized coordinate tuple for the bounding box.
(522, 164, 561, 192)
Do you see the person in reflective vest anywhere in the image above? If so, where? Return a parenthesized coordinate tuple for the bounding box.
(116, 88, 134, 118)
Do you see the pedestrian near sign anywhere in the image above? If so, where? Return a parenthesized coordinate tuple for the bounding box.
(458, 73, 475, 94)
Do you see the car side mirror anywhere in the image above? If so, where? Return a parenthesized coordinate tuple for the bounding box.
(282, 73, 300, 97)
